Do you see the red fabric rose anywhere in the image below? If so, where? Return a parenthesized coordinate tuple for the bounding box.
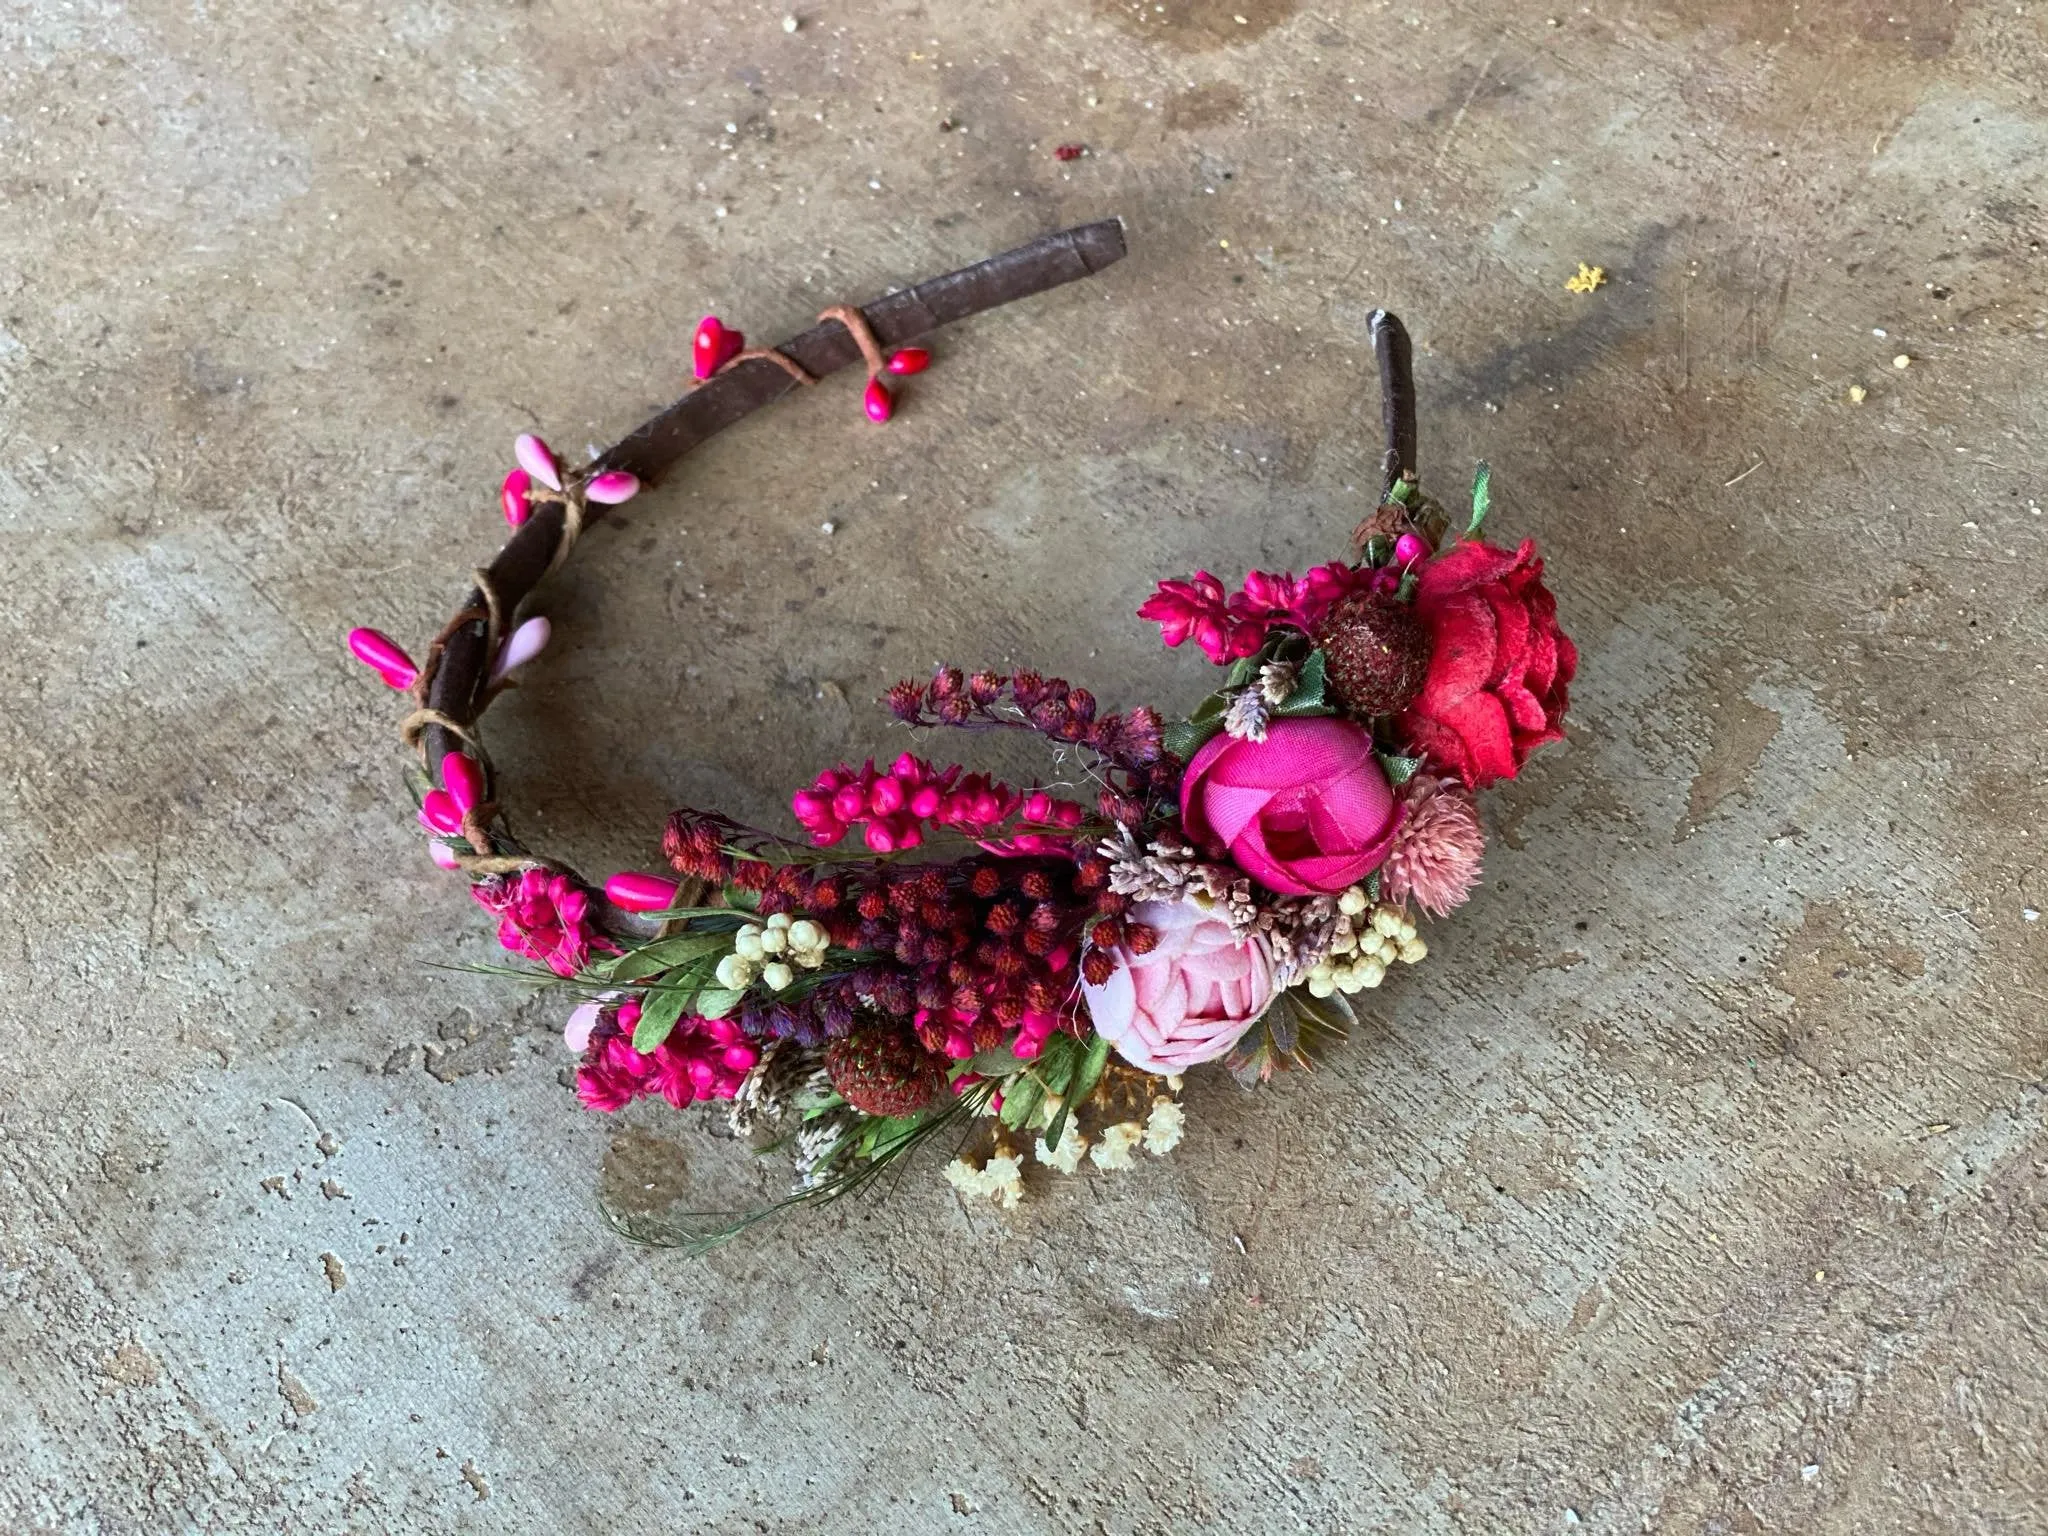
(1397, 538, 1576, 788)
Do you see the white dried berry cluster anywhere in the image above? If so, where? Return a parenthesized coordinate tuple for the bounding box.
(715, 912, 830, 993)
(1303, 894, 1427, 998)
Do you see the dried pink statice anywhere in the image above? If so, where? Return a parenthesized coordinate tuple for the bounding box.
(472, 869, 618, 978)
(1382, 774, 1485, 918)
(574, 999, 759, 1113)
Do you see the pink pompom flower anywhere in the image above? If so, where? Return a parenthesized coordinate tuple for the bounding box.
(1382, 773, 1485, 917)
(1180, 716, 1400, 896)
(1081, 899, 1276, 1073)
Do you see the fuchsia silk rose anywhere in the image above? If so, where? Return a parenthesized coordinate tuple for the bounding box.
(1180, 716, 1399, 896)
(1398, 538, 1576, 789)
(1082, 899, 1276, 1072)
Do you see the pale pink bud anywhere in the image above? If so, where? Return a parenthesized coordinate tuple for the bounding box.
(428, 840, 461, 870)
(863, 376, 893, 423)
(490, 617, 550, 683)
(584, 470, 640, 505)
(419, 790, 463, 836)
(514, 432, 561, 491)
(885, 347, 931, 376)
(564, 1000, 602, 1053)
(605, 872, 680, 913)
(442, 753, 485, 814)
(347, 627, 417, 688)
(500, 468, 533, 526)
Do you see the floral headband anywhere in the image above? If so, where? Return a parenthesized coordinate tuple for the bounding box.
(347, 220, 1576, 1248)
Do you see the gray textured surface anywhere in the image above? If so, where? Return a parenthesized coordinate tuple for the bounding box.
(3, 1, 2046, 1532)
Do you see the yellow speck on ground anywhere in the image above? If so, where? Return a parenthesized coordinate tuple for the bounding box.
(1892, 353, 1912, 369)
(1565, 262, 1607, 294)
(1849, 384, 1867, 403)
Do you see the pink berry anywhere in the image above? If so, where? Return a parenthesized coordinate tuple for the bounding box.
(490, 617, 551, 683)
(605, 872, 681, 913)
(885, 347, 930, 376)
(501, 468, 533, 526)
(419, 790, 463, 836)
(863, 376, 894, 423)
(347, 627, 418, 689)
(513, 433, 561, 492)
(564, 1000, 602, 1053)
(1394, 532, 1430, 566)
(585, 469, 640, 505)
(442, 752, 485, 814)
(692, 316, 744, 380)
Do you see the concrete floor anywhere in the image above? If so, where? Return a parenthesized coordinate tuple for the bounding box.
(3, 0, 2045, 1531)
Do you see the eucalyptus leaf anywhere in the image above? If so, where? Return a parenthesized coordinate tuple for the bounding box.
(632, 986, 692, 1052)
(998, 1076, 1045, 1131)
(693, 986, 745, 1021)
(1045, 1034, 1113, 1152)
(604, 930, 730, 982)
(1467, 460, 1492, 538)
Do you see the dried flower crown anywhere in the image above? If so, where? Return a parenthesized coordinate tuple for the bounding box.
(348, 221, 1577, 1249)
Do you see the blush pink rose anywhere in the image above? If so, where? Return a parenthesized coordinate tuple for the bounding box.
(1180, 715, 1399, 896)
(1082, 900, 1275, 1073)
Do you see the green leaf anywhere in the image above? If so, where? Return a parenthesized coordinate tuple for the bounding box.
(1271, 650, 1330, 716)
(1162, 716, 1218, 763)
(1467, 461, 1492, 538)
(694, 986, 745, 1020)
(1361, 533, 1394, 568)
(998, 1075, 1045, 1131)
(632, 986, 692, 1052)
(601, 930, 731, 982)
(1044, 1033, 1112, 1153)
(1223, 655, 1260, 689)
(1376, 752, 1424, 786)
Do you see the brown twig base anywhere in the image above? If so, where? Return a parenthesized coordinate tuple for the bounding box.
(405, 218, 1128, 913)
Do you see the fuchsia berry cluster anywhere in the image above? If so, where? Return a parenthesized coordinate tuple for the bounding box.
(690, 314, 930, 423)
(500, 433, 640, 529)
(790, 754, 1087, 853)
